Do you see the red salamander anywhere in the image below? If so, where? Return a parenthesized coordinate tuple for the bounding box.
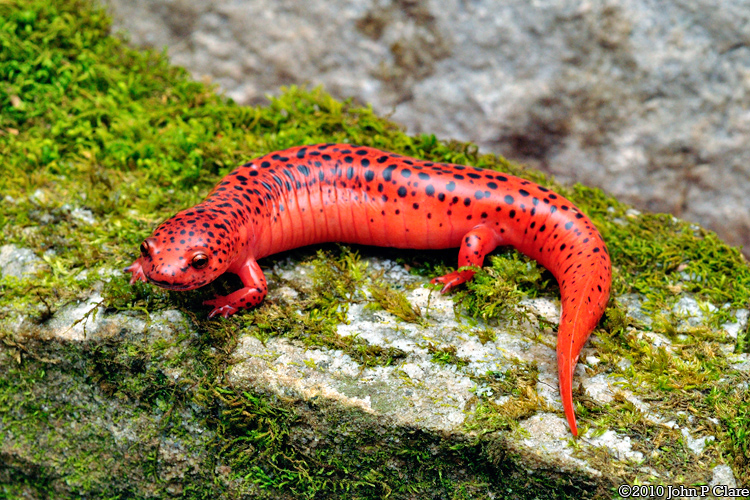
(126, 144, 612, 436)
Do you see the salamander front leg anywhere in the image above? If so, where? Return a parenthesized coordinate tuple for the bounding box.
(431, 226, 499, 293)
(124, 260, 147, 284)
(204, 258, 268, 318)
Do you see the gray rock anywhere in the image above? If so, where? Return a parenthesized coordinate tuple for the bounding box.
(3, 253, 745, 494)
(20, 258, 748, 488)
(0, 244, 44, 279)
(102, 0, 750, 255)
(711, 464, 738, 489)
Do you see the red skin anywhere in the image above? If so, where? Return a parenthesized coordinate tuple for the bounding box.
(126, 144, 611, 436)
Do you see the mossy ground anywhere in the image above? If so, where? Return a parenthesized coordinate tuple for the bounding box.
(1, 0, 749, 497)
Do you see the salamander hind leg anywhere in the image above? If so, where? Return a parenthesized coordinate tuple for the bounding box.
(431, 226, 499, 293)
(204, 258, 268, 318)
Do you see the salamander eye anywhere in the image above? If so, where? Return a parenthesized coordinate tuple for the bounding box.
(191, 253, 209, 270)
(140, 241, 149, 256)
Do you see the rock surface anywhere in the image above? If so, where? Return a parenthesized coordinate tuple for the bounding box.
(2, 251, 745, 495)
(101, 0, 750, 256)
(0, 244, 45, 279)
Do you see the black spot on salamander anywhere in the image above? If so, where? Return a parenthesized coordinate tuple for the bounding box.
(487, 182, 498, 189)
(401, 169, 411, 178)
(504, 195, 514, 204)
(418, 172, 430, 180)
(365, 170, 375, 182)
(437, 193, 446, 201)
(397, 186, 408, 197)
(426, 185, 435, 196)
(446, 181, 456, 192)
(519, 189, 530, 197)
(565, 221, 573, 230)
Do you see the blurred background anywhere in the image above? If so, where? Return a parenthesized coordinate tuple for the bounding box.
(101, 0, 750, 257)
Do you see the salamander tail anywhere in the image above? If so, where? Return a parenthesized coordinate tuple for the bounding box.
(556, 267, 610, 436)
(557, 327, 578, 436)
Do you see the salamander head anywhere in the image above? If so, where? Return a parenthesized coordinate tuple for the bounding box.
(130, 209, 233, 291)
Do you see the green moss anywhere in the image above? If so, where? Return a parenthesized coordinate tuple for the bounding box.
(427, 342, 470, 369)
(368, 282, 423, 324)
(467, 361, 545, 434)
(233, 247, 408, 368)
(706, 382, 750, 486)
(460, 250, 556, 324)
